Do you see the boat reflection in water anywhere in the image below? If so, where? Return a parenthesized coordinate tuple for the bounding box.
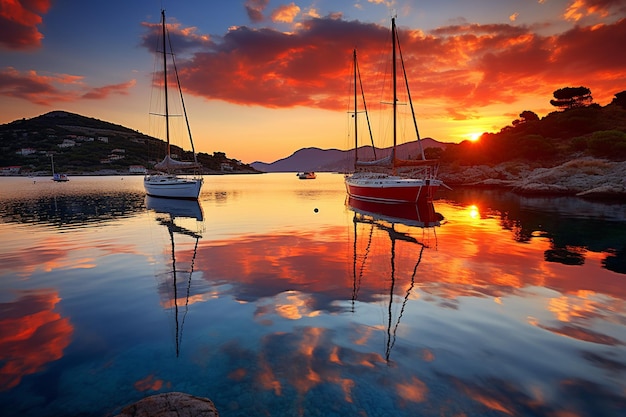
(146, 196, 204, 356)
(347, 197, 443, 362)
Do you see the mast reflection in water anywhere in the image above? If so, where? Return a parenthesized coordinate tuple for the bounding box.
(348, 197, 443, 363)
(146, 196, 204, 357)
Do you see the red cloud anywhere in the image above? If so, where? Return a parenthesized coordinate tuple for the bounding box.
(82, 79, 136, 100)
(0, 67, 136, 105)
(0, 0, 51, 50)
(153, 15, 625, 113)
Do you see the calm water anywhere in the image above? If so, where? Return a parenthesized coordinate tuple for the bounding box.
(0, 174, 624, 417)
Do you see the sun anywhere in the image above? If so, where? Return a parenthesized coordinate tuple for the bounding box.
(468, 132, 482, 142)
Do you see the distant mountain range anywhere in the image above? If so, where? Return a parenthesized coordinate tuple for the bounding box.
(251, 138, 448, 172)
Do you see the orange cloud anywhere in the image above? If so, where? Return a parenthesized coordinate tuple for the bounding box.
(270, 3, 301, 23)
(563, 0, 625, 21)
(0, 0, 51, 50)
(0, 291, 73, 391)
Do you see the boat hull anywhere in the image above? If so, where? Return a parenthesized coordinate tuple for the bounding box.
(298, 172, 316, 179)
(52, 173, 69, 182)
(345, 175, 440, 203)
(144, 175, 203, 200)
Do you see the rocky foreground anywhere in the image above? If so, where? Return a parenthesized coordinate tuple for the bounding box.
(439, 157, 626, 200)
(114, 392, 219, 417)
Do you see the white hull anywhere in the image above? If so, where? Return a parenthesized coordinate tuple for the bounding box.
(144, 174, 203, 199)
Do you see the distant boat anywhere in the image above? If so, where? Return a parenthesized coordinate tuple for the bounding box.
(144, 9, 203, 200)
(50, 154, 69, 182)
(297, 171, 316, 179)
(345, 18, 443, 203)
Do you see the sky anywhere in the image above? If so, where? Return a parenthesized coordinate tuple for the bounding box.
(1, 0, 626, 164)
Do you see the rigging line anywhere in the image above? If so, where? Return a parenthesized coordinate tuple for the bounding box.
(167, 23, 198, 165)
(356, 51, 377, 159)
(396, 23, 425, 160)
(351, 214, 375, 311)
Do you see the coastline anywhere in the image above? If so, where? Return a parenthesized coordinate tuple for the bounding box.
(439, 157, 626, 201)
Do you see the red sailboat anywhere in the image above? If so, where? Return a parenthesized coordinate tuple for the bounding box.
(345, 17, 443, 203)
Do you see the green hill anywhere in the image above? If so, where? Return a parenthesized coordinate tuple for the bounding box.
(0, 111, 258, 175)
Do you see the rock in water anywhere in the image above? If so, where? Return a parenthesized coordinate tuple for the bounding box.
(114, 392, 219, 417)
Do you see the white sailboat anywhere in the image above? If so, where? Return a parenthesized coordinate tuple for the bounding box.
(50, 154, 69, 182)
(144, 9, 203, 200)
(345, 18, 442, 203)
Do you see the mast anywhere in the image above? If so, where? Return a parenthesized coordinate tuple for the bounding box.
(353, 49, 358, 170)
(162, 10, 171, 162)
(392, 17, 397, 164)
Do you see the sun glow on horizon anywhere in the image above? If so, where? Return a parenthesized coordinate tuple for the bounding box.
(468, 132, 482, 142)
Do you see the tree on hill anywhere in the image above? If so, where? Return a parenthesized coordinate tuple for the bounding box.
(611, 90, 626, 108)
(512, 110, 540, 126)
(550, 86, 593, 110)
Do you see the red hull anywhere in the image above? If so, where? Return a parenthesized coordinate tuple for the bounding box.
(345, 179, 440, 203)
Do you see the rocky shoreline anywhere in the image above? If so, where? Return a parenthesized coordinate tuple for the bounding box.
(438, 157, 626, 201)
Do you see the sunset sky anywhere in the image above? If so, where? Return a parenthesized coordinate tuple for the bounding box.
(1, 0, 625, 163)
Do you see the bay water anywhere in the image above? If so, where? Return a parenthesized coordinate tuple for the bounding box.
(0, 174, 624, 416)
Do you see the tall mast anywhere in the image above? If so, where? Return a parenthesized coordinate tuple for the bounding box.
(392, 18, 397, 164)
(162, 10, 170, 159)
(353, 49, 358, 169)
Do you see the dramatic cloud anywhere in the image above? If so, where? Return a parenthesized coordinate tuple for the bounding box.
(142, 14, 625, 114)
(0, 67, 135, 105)
(0, 0, 51, 50)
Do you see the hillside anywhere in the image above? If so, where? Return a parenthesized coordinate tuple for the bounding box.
(0, 111, 259, 175)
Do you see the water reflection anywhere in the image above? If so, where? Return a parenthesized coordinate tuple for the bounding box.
(0, 291, 73, 391)
(146, 196, 204, 357)
(0, 181, 145, 230)
(347, 197, 443, 362)
(0, 176, 624, 417)
(440, 188, 626, 273)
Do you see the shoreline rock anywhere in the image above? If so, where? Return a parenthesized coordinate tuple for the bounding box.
(114, 392, 219, 417)
(439, 157, 626, 201)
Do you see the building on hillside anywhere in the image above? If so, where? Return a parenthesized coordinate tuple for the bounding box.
(129, 165, 147, 174)
(58, 139, 76, 148)
(17, 148, 37, 156)
(1, 166, 21, 175)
